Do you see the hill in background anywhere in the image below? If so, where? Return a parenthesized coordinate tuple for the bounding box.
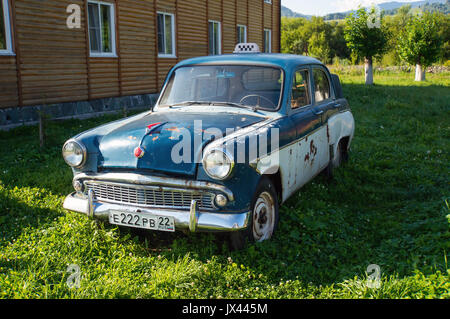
(281, 5, 312, 19)
(281, 0, 449, 20)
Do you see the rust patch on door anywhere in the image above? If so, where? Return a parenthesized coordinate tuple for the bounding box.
(310, 140, 317, 156)
(303, 139, 318, 166)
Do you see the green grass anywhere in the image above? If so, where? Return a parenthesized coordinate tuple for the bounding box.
(0, 70, 449, 298)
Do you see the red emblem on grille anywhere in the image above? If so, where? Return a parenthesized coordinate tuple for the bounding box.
(134, 146, 144, 158)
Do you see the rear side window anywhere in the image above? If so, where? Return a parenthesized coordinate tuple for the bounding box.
(291, 70, 310, 109)
(313, 69, 331, 103)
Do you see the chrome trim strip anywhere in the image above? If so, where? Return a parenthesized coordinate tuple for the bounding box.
(73, 172, 234, 202)
(88, 189, 94, 218)
(205, 117, 281, 150)
(63, 192, 250, 232)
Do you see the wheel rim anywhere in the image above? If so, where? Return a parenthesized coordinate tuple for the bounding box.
(252, 191, 275, 242)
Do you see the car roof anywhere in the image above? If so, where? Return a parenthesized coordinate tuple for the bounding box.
(174, 53, 323, 70)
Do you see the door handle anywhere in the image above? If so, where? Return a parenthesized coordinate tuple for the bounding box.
(313, 109, 324, 115)
(332, 103, 341, 108)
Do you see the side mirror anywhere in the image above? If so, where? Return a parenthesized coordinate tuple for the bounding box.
(331, 74, 344, 99)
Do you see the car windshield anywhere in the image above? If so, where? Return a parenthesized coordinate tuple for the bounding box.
(157, 65, 284, 111)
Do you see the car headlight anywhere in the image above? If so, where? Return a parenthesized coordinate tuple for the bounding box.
(62, 139, 86, 168)
(203, 149, 234, 180)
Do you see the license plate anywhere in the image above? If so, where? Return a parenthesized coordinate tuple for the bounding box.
(108, 211, 175, 232)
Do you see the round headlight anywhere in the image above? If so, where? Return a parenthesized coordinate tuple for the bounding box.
(62, 140, 86, 168)
(203, 149, 234, 180)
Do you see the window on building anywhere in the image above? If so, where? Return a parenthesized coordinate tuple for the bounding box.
(208, 21, 221, 55)
(313, 68, 331, 103)
(88, 1, 116, 56)
(0, 0, 13, 54)
(264, 29, 271, 53)
(264, 0, 272, 4)
(157, 12, 176, 57)
(237, 25, 247, 44)
(291, 70, 310, 109)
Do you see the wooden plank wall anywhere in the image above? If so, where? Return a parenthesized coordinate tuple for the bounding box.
(14, 0, 88, 106)
(0, 0, 281, 109)
(118, 0, 157, 96)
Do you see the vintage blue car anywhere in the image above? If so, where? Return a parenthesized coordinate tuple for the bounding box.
(62, 43, 355, 248)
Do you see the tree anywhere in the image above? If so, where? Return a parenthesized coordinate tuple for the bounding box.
(344, 7, 390, 85)
(281, 17, 308, 54)
(398, 12, 443, 81)
(329, 22, 351, 61)
(384, 5, 413, 65)
(306, 17, 333, 63)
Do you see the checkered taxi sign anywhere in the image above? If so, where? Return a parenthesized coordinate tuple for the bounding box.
(233, 43, 261, 54)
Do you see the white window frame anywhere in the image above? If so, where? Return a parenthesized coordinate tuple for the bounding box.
(87, 0, 117, 58)
(237, 24, 247, 44)
(208, 20, 221, 55)
(0, 0, 14, 55)
(157, 12, 176, 58)
(264, 29, 272, 53)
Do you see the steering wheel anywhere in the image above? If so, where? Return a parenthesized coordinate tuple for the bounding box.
(239, 95, 276, 108)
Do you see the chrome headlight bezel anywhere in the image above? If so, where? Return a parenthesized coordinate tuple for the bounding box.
(62, 139, 87, 168)
(202, 148, 235, 180)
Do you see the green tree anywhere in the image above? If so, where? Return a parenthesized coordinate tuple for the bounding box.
(309, 31, 331, 62)
(384, 5, 413, 65)
(329, 21, 351, 61)
(281, 17, 309, 54)
(439, 15, 450, 64)
(398, 12, 443, 81)
(306, 17, 332, 63)
(344, 6, 390, 85)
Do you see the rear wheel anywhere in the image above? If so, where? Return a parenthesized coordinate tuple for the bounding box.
(325, 139, 349, 179)
(229, 177, 279, 250)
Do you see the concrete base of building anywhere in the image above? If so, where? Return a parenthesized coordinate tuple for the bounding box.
(0, 93, 159, 130)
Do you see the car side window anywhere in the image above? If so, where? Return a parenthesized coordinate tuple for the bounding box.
(313, 68, 331, 103)
(291, 70, 310, 109)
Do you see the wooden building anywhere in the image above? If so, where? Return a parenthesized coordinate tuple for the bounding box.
(0, 0, 281, 113)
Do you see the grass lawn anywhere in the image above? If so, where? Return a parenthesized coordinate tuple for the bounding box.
(0, 70, 449, 298)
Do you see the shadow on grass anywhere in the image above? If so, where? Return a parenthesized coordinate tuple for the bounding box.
(0, 187, 61, 245)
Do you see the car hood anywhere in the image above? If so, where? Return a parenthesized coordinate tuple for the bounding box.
(96, 110, 267, 176)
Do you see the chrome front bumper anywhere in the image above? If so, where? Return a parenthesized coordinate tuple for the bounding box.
(63, 191, 251, 232)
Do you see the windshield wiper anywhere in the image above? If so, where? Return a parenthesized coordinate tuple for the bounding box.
(210, 101, 260, 112)
(168, 101, 208, 108)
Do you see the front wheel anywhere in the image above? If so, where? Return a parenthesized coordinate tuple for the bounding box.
(229, 177, 279, 250)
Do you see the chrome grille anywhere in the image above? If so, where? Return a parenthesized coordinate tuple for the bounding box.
(84, 181, 215, 210)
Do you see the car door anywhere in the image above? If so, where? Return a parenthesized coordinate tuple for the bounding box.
(285, 67, 324, 195)
(309, 66, 334, 171)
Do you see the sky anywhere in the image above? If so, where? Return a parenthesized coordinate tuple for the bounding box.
(281, 0, 423, 16)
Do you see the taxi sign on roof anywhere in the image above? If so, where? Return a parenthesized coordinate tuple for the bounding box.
(233, 43, 261, 54)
